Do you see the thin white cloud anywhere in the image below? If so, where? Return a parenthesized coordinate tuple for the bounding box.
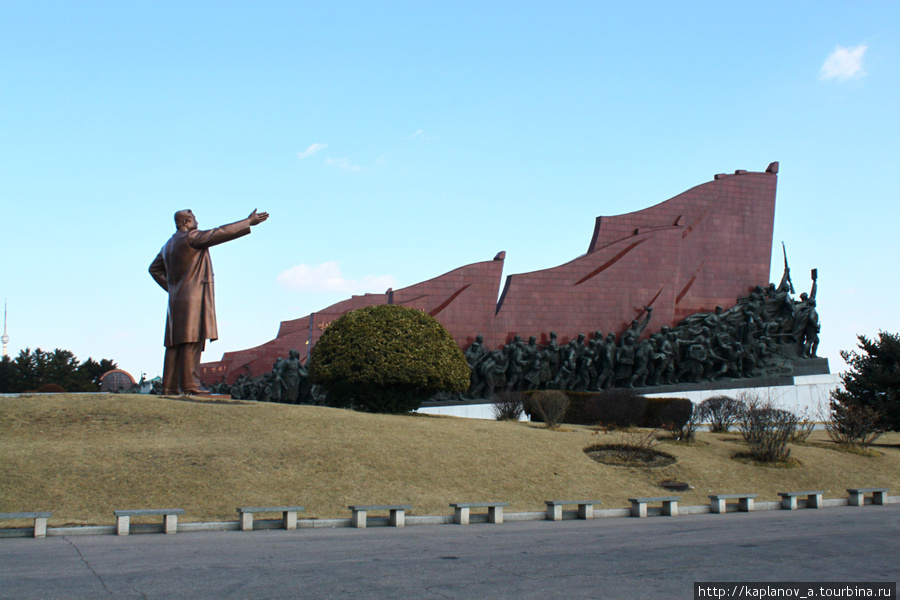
(325, 157, 361, 172)
(298, 143, 327, 159)
(408, 129, 430, 140)
(820, 44, 867, 81)
(276, 261, 397, 293)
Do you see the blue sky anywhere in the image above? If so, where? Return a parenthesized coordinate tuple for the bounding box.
(2, 1, 897, 380)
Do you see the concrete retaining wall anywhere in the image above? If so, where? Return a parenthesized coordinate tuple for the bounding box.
(417, 374, 842, 421)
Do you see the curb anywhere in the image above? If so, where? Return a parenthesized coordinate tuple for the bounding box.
(1, 496, 896, 539)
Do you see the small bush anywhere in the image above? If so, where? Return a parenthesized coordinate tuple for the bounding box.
(583, 389, 648, 428)
(738, 395, 798, 462)
(530, 390, 570, 428)
(824, 401, 884, 447)
(791, 412, 816, 444)
(492, 391, 524, 421)
(699, 395, 746, 433)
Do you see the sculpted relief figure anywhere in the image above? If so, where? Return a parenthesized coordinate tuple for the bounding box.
(464, 335, 487, 397)
(150, 208, 269, 395)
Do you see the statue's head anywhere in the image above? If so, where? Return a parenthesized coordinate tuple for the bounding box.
(475, 334, 483, 343)
(528, 336, 536, 344)
(289, 349, 300, 359)
(174, 209, 198, 231)
(715, 306, 723, 315)
(800, 292, 809, 301)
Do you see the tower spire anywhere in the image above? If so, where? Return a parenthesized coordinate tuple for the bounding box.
(2, 300, 9, 357)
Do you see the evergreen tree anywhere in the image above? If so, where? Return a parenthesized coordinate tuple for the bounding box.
(0, 347, 119, 393)
(0, 355, 17, 393)
(831, 331, 900, 432)
(13, 348, 41, 392)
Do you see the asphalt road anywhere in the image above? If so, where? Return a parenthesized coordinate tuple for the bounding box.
(2, 505, 898, 600)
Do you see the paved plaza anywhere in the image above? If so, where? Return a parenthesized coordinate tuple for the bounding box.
(2, 504, 897, 599)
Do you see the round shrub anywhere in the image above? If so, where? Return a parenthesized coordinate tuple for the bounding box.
(307, 305, 470, 413)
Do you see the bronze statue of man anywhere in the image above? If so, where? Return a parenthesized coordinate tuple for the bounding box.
(149, 208, 269, 395)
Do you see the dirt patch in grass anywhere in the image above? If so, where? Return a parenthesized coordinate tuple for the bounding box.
(2, 394, 899, 527)
(584, 444, 677, 468)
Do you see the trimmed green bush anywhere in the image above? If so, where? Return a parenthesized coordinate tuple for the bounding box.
(306, 305, 470, 413)
(525, 389, 647, 427)
(644, 397, 693, 430)
(584, 389, 648, 428)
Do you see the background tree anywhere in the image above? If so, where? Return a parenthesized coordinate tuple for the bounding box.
(0, 355, 17, 393)
(0, 348, 118, 393)
(307, 305, 469, 413)
(830, 331, 900, 432)
(76, 358, 119, 391)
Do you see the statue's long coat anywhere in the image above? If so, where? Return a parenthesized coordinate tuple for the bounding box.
(149, 220, 251, 347)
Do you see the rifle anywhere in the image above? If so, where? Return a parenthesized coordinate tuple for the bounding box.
(781, 242, 795, 294)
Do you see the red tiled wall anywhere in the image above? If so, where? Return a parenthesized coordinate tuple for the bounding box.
(199, 166, 778, 384)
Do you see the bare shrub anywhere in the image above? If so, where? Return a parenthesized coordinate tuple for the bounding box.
(531, 390, 570, 429)
(614, 428, 661, 453)
(791, 410, 816, 444)
(738, 393, 798, 463)
(823, 401, 884, 447)
(699, 395, 746, 433)
(492, 391, 524, 421)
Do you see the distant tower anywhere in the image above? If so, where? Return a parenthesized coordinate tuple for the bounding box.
(1, 301, 8, 357)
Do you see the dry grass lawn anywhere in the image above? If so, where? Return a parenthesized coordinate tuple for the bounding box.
(2, 394, 898, 527)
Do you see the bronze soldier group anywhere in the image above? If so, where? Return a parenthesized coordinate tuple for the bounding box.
(463, 267, 820, 399)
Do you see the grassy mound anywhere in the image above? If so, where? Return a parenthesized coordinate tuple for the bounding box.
(2, 394, 899, 527)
